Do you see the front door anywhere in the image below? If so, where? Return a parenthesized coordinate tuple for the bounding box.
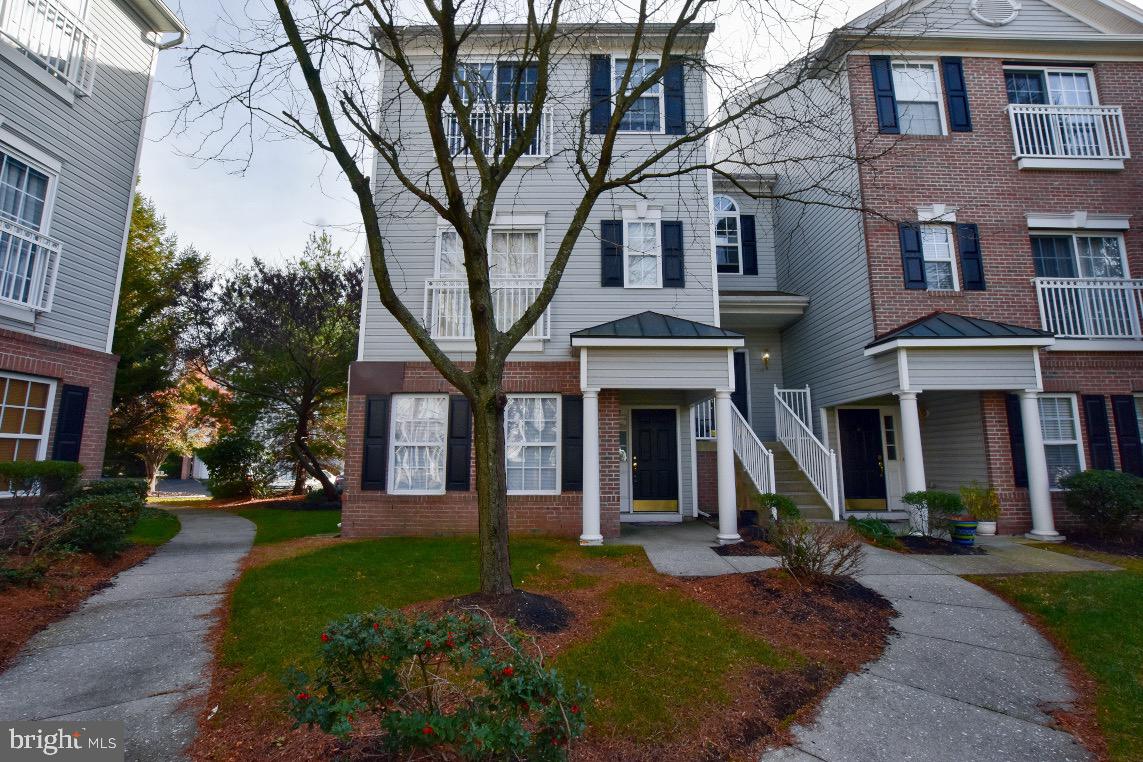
(838, 408, 888, 511)
(631, 409, 679, 512)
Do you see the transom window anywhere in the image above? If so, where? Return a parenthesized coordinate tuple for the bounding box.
(1038, 395, 1083, 490)
(436, 228, 542, 279)
(892, 61, 944, 136)
(0, 373, 53, 463)
(0, 151, 50, 230)
(504, 395, 560, 494)
(920, 224, 958, 291)
(713, 195, 740, 274)
(1031, 234, 1127, 279)
(389, 394, 448, 494)
(623, 220, 661, 288)
(614, 57, 662, 132)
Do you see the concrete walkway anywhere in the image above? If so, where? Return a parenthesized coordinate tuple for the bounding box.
(614, 520, 781, 575)
(0, 509, 254, 761)
(155, 478, 210, 498)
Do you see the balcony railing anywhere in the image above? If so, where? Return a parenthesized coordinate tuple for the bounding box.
(0, 0, 98, 94)
(1007, 104, 1130, 162)
(1035, 277, 1143, 340)
(445, 105, 550, 158)
(0, 218, 61, 312)
(423, 278, 550, 341)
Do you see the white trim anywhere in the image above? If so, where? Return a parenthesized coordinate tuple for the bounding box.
(1031, 231, 1130, 278)
(897, 347, 911, 391)
(1026, 211, 1131, 230)
(688, 414, 699, 518)
(505, 393, 562, 496)
(864, 336, 1055, 355)
(0, 371, 57, 463)
(1017, 157, 1125, 170)
(1032, 347, 1044, 392)
(620, 512, 683, 523)
(579, 347, 590, 391)
(1003, 64, 1100, 104)
(0, 43, 76, 105)
(0, 133, 61, 235)
(625, 405, 685, 517)
(713, 194, 742, 274)
(0, 124, 63, 174)
(1048, 338, 1143, 351)
(571, 337, 744, 348)
(920, 223, 960, 292)
(1037, 393, 1086, 491)
(387, 393, 449, 496)
(916, 203, 956, 223)
(620, 210, 663, 289)
(611, 54, 666, 135)
(891, 58, 949, 136)
(434, 220, 546, 279)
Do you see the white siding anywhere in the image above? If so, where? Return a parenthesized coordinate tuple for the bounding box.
(586, 347, 731, 390)
(906, 348, 1040, 391)
(920, 391, 989, 490)
(879, 0, 1102, 36)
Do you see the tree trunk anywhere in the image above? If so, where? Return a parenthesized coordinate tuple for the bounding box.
(470, 390, 514, 596)
(142, 452, 165, 496)
(291, 462, 306, 495)
(291, 437, 339, 502)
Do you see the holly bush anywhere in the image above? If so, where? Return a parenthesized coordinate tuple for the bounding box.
(285, 607, 590, 760)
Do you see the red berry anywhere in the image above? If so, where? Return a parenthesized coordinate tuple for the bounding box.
(372, 622, 379, 630)
(502, 666, 514, 677)
(571, 705, 580, 714)
(320, 633, 330, 642)
(421, 725, 433, 735)
(424, 639, 432, 649)
(296, 692, 309, 701)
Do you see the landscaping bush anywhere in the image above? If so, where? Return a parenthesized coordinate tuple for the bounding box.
(902, 490, 964, 537)
(960, 482, 1000, 522)
(286, 607, 589, 760)
(772, 519, 863, 583)
(755, 492, 800, 523)
(0, 460, 83, 499)
(83, 479, 149, 501)
(61, 493, 144, 560)
(1060, 469, 1143, 539)
(198, 434, 276, 499)
(847, 517, 902, 550)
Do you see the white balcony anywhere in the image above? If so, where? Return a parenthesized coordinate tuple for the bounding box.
(0, 218, 61, 313)
(423, 278, 550, 343)
(445, 105, 550, 159)
(0, 0, 98, 94)
(1007, 104, 1130, 170)
(1035, 277, 1143, 341)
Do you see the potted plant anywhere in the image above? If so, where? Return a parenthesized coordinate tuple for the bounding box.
(949, 515, 980, 547)
(960, 483, 1000, 536)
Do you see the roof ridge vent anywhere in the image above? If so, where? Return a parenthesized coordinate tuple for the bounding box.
(970, 0, 1021, 26)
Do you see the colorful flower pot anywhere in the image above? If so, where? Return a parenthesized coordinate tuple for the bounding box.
(950, 519, 979, 547)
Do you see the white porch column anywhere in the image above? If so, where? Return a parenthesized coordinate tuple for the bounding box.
(715, 391, 741, 545)
(1020, 389, 1063, 541)
(896, 391, 927, 493)
(579, 390, 603, 545)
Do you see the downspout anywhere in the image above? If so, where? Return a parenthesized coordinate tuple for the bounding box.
(157, 30, 185, 50)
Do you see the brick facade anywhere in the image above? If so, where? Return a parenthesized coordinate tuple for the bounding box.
(342, 360, 623, 539)
(0, 328, 118, 479)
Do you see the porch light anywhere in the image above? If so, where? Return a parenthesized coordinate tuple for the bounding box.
(762, 350, 771, 370)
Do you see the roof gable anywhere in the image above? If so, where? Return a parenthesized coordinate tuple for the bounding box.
(867, 311, 1052, 349)
(848, 0, 1143, 36)
(571, 311, 742, 340)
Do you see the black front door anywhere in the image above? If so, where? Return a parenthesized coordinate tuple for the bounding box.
(838, 409, 887, 510)
(731, 351, 749, 419)
(631, 409, 679, 512)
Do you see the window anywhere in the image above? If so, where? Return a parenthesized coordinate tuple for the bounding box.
(713, 195, 740, 274)
(892, 61, 944, 135)
(920, 224, 958, 290)
(436, 228, 542, 279)
(1031, 234, 1127, 279)
(0, 151, 50, 231)
(504, 395, 559, 493)
(389, 394, 448, 494)
(0, 373, 53, 462)
(883, 415, 897, 461)
(1005, 68, 1096, 106)
(454, 62, 495, 105)
(614, 57, 662, 132)
(1038, 395, 1083, 489)
(623, 220, 661, 288)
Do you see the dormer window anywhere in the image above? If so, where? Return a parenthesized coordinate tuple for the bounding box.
(713, 195, 740, 273)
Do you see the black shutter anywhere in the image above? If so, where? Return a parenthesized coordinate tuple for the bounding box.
(899, 223, 926, 289)
(589, 55, 611, 135)
(870, 56, 899, 134)
(1006, 394, 1028, 488)
(940, 57, 973, 132)
(51, 385, 88, 462)
(740, 214, 758, 276)
(361, 395, 390, 491)
(1111, 395, 1143, 476)
(445, 395, 471, 491)
(561, 395, 584, 491)
(601, 220, 623, 287)
(664, 57, 686, 135)
(1082, 395, 1115, 471)
(957, 223, 986, 291)
(661, 220, 685, 288)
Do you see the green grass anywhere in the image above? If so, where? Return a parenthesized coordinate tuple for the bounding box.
(555, 583, 792, 740)
(231, 508, 342, 545)
(147, 495, 212, 506)
(129, 508, 181, 546)
(974, 555, 1143, 762)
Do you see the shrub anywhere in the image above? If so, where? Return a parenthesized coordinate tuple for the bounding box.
(960, 482, 1000, 522)
(847, 517, 902, 550)
(902, 490, 964, 537)
(1060, 470, 1143, 539)
(773, 519, 863, 583)
(286, 608, 589, 760)
(83, 479, 149, 501)
(198, 434, 276, 499)
(62, 493, 144, 559)
(755, 492, 800, 522)
(0, 460, 82, 499)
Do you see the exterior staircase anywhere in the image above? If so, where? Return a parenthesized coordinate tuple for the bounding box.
(767, 442, 835, 521)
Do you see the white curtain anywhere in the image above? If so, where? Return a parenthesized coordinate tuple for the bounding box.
(391, 396, 447, 492)
(504, 396, 559, 492)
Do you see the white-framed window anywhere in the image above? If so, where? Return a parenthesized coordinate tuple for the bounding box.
(1038, 394, 1084, 490)
(0, 149, 52, 231)
(623, 219, 661, 288)
(713, 195, 740, 274)
(920, 224, 959, 291)
(892, 61, 945, 136)
(1031, 233, 1128, 279)
(453, 61, 539, 106)
(504, 394, 560, 494)
(0, 372, 55, 463)
(435, 227, 543, 279)
(1005, 66, 1098, 107)
(388, 394, 449, 494)
(614, 57, 663, 133)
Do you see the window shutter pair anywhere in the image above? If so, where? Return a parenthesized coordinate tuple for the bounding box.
(561, 395, 584, 491)
(870, 56, 972, 133)
(588, 56, 686, 135)
(1082, 395, 1115, 471)
(1086, 394, 1143, 475)
(897, 222, 985, 291)
(51, 385, 88, 462)
(1005, 394, 1029, 489)
(360, 395, 472, 491)
(601, 220, 685, 287)
(740, 215, 758, 276)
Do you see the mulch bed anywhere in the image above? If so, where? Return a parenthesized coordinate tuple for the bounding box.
(0, 545, 156, 670)
(899, 535, 987, 556)
(448, 590, 573, 634)
(714, 539, 781, 557)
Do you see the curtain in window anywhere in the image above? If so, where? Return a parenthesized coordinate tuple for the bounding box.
(391, 396, 447, 492)
(920, 225, 955, 290)
(504, 396, 558, 492)
(1031, 236, 1077, 278)
(490, 231, 540, 277)
(438, 230, 464, 277)
(625, 221, 660, 286)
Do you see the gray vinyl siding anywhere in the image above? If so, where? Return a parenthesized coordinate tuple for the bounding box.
(619, 389, 695, 515)
(736, 330, 784, 441)
(586, 347, 730, 390)
(920, 391, 989, 490)
(0, 0, 156, 352)
(716, 193, 777, 291)
(362, 46, 717, 363)
(905, 348, 1040, 391)
(878, 0, 1101, 36)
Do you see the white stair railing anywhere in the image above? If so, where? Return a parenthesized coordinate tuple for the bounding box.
(774, 387, 840, 520)
(693, 398, 715, 440)
(729, 403, 775, 496)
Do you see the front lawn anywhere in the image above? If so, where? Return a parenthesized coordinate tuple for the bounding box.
(129, 508, 181, 546)
(231, 507, 341, 545)
(972, 547, 1143, 762)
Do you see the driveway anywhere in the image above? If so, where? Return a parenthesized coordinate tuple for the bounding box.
(0, 509, 254, 761)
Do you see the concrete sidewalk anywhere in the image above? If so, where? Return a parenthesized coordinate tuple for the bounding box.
(0, 509, 254, 761)
(613, 520, 781, 575)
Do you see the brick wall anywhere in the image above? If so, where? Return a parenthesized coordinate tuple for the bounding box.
(0, 327, 118, 479)
(342, 361, 623, 539)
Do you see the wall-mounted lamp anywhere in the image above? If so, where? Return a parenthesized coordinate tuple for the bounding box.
(761, 349, 771, 370)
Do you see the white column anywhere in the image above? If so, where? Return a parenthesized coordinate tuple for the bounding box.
(579, 390, 603, 545)
(896, 391, 927, 493)
(1020, 389, 1062, 541)
(715, 391, 741, 545)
